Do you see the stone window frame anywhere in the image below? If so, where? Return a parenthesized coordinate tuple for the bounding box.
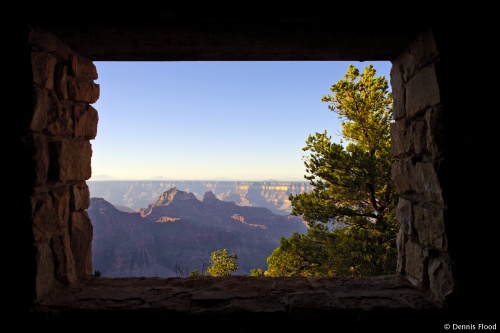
(21, 24, 462, 316)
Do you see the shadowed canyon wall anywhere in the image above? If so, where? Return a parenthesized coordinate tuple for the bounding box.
(89, 188, 308, 277)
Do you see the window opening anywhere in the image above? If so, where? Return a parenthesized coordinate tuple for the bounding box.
(88, 61, 393, 278)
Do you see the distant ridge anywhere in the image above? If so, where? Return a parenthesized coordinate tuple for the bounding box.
(90, 175, 177, 181)
(89, 176, 305, 182)
(88, 180, 314, 215)
(146, 176, 171, 180)
(89, 174, 118, 181)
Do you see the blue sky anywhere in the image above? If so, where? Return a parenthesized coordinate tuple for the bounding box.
(90, 61, 392, 181)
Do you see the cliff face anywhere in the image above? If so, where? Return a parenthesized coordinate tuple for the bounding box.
(89, 188, 308, 277)
(87, 180, 313, 215)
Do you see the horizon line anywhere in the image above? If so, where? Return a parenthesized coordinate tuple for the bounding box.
(88, 176, 308, 182)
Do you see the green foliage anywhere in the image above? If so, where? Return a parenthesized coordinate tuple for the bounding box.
(206, 249, 239, 277)
(250, 268, 265, 276)
(189, 269, 202, 277)
(266, 225, 336, 277)
(267, 64, 398, 277)
(92, 270, 101, 277)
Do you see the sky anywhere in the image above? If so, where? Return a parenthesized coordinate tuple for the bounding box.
(89, 61, 392, 181)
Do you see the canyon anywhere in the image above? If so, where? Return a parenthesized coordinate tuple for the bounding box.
(89, 186, 309, 277)
(88, 180, 314, 215)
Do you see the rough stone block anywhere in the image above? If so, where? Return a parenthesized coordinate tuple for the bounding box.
(31, 51, 57, 89)
(407, 30, 438, 70)
(33, 134, 49, 186)
(68, 78, 100, 103)
(31, 85, 49, 131)
(74, 104, 98, 139)
(391, 159, 414, 194)
(425, 107, 444, 158)
(56, 65, 69, 100)
(47, 105, 73, 137)
(52, 233, 78, 285)
(414, 204, 446, 250)
(396, 228, 406, 274)
(56, 139, 92, 181)
(396, 197, 413, 235)
(406, 65, 440, 118)
(414, 162, 443, 203)
(404, 241, 427, 287)
(35, 241, 56, 299)
(390, 119, 406, 158)
(390, 62, 406, 120)
(428, 257, 453, 302)
(408, 117, 427, 155)
(50, 186, 71, 226)
(70, 211, 93, 278)
(31, 192, 58, 242)
(71, 55, 98, 80)
(392, 29, 438, 84)
(72, 181, 90, 211)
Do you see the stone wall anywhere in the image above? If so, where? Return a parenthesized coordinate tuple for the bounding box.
(390, 30, 453, 302)
(27, 27, 99, 300)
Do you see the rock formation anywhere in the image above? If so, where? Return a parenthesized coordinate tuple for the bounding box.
(89, 187, 308, 277)
(87, 180, 313, 214)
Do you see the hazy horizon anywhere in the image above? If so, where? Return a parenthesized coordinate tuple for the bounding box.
(90, 61, 392, 181)
(88, 174, 307, 182)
